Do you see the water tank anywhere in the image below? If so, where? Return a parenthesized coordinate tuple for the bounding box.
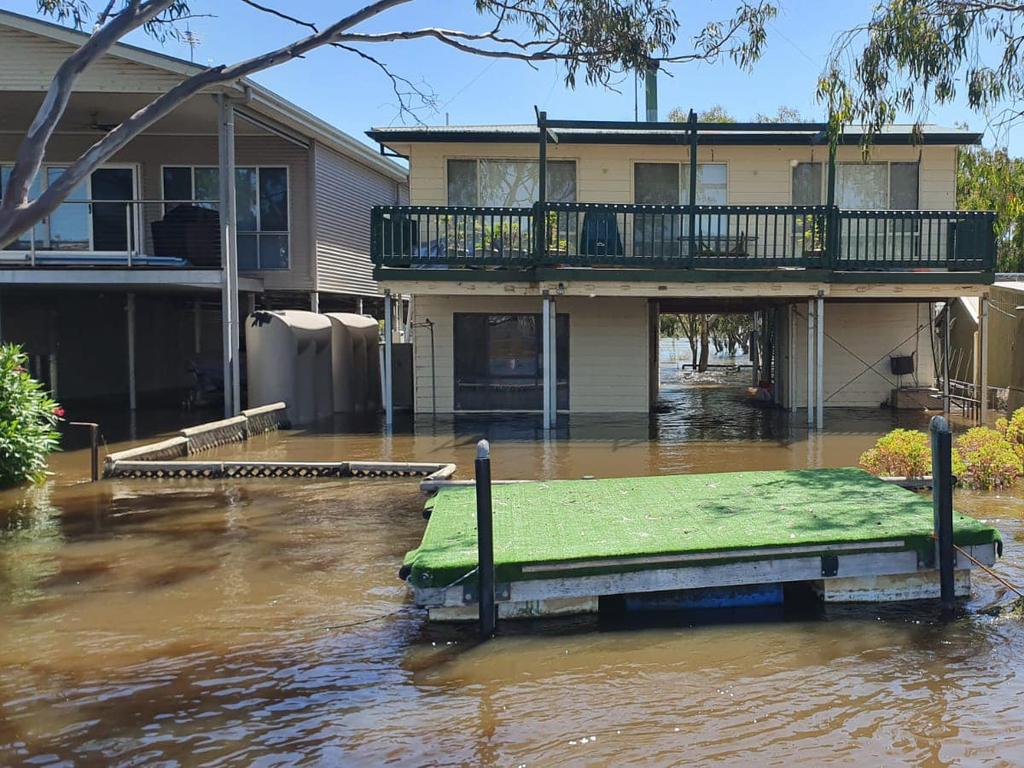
(245, 310, 333, 425)
(324, 313, 380, 413)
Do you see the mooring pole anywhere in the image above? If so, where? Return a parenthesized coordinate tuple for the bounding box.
(475, 439, 496, 640)
(70, 421, 100, 481)
(930, 415, 956, 617)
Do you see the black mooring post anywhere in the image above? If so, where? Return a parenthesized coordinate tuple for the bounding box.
(930, 415, 956, 616)
(70, 421, 100, 482)
(475, 439, 496, 640)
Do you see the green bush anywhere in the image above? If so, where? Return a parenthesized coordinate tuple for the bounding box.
(996, 406, 1024, 461)
(0, 344, 61, 488)
(859, 428, 932, 478)
(953, 426, 1023, 491)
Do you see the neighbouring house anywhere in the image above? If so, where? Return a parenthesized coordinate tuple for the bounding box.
(366, 105, 997, 428)
(945, 279, 1024, 414)
(0, 9, 407, 415)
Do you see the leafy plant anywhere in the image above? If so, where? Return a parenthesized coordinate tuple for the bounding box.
(0, 344, 61, 488)
(952, 427, 1022, 491)
(996, 406, 1024, 461)
(859, 428, 932, 478)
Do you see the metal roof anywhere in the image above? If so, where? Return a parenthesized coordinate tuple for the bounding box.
(368, 121, 983, 147)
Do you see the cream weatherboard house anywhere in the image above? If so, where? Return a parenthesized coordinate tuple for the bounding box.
(0, 10, 406, 414)
(367, 113, 995, 428)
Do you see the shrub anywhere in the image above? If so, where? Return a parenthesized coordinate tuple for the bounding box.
(996, 406, 1024, 461)
(859, 429, 932, 478)
(0, 344, 61, 488)
(952, 427, 1023, 491)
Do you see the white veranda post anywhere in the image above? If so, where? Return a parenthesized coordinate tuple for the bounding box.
(384, 291, 394, 429)
(542, 292, 556, 429)
(806, 299, 815, 428)
(218, 94, 240, 417)
(816, 295, 825, 430)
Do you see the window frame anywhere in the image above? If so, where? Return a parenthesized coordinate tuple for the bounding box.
(452, 311, 570, 413)
(630, 159, 730, 205)
(789, 160, 921, 210)
(444, 157, 578, 207)
(0, 162, 140, 254)
(160, 164, 291, 270)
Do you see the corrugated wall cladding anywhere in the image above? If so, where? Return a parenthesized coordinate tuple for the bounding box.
(313, 142, 404, 297)
(0, 26, 183, 92)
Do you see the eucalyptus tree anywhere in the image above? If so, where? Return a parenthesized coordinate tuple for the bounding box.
(0, 0, 777, 248)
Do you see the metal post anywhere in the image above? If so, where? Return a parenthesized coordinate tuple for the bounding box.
(70, 422, 100, 482)
(980, 295, 989, 424)
(548, 295, 557, 424)
(943, 299, 951, 418)
(825, 135, 837, 267)
(125, 204, 133, 268)
(383, 290, 394, 428)
(218, 93, 240, 417)
(806, 299, 815, 427)
(930, 415, 956, 616)
(126, 292, 136, 412)
(816, 295, 825, 430)
(309, 291, 319, 313)
(536, 109, 547, 262)
(475, 439, 496, 639)
(542, 292, 553, 430)
(357, 297, 365, 316)
(688, 109, 698, 261)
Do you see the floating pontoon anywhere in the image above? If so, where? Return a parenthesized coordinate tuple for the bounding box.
(402, 468, 1002, 621)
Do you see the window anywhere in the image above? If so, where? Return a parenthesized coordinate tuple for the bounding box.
(1, 165, 134, 252)
(633, 162, 728, 255)
(446, 159, 576, 206)
(792, 162, 823, 206)
(453, 313, 569, 411)
(791, 161, 920, 210)
(162, 166, 289, 269)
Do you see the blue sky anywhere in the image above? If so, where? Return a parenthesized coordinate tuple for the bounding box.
(7, 0, 1022, 152)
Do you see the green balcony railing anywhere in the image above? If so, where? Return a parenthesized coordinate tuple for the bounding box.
(370, 203, 996, 273)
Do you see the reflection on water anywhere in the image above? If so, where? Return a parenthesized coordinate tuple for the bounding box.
(2, 384, 1024, 765)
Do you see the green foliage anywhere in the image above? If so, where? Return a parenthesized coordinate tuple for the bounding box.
(996, 406, 1024, 460)
(0, 344, 61, 488)
(958, 146, 1024, 272)
(859, 428, 933, 478)
(819, 1, 1024, 141)
(37, 1, 193, 43)
(953, 426, 1022, 491)
(753, 105, 804, 123)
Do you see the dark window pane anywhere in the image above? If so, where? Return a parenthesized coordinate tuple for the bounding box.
(162, 167, 192, 202)
(453, 312, 569, 411)
(792, 162, 822, 206)
(634, 163, 679, 204)
(548, 160, 577, 203)
(91, 168, 135, 251)
(447, 160, 477, 206)
(235, 167, 258, 231)
(237, 233, 258, 270)
(258, 233, 289, 269)
(258, 168, 288, 231)
(890, 162, 919, 209)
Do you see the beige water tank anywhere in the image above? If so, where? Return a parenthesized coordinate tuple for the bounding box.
(325, 313, 380, 413)
(245, 310, 333, 425)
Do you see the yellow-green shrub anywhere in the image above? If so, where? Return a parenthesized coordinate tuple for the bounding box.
(859, 429, 932, 478)
(996, 406, 1024, 461)
(953, 427, 1023, 491)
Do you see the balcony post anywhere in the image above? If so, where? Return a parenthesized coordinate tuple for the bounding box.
(943, 299, 951, 418)
(825, 131, 837, 269)
(816, 294, 825, 430)
(688, 109, 698, 262)
(126, 292, 137, 412)
(218, 93, 241, 417)
(542, 290, 555, 430)
(806, 298, 815, 427)
(979, 295, 989, 424)
(384, 289, 394, 429)
(536, 109, 548, 263)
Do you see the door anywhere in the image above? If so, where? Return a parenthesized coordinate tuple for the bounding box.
(634, 162, 681, 260)
(91, 168, 135, 252)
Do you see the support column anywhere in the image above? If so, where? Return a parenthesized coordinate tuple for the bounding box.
(383, 290, 394, 429)
(309, 291, 319, 313)
(816, 295, 825, 430)
(806, 299, 815, 427)
(218, 93, 240, 417)
(943, 299, 951, 418)
(980, 295, 990, 424)
(126, 292, 137, 412)
(542, 291, 554, 430)
(357, 297, 365, 315)
(193, 299, 202, 355)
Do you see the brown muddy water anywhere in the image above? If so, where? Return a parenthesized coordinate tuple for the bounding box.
(3, 373, 1024, 766)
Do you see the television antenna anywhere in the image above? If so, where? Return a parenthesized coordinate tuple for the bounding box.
(181, 24, 202, 63)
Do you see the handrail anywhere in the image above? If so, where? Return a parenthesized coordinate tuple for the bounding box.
(371, 202, 998, 273)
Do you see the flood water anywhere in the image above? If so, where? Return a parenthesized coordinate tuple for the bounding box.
(3, 360, 1024, 766)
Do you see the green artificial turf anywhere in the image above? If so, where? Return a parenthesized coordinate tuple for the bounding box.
(404, 468, 1002, 589)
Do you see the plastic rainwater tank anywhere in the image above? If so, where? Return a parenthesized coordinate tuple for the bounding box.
(324, 313, 381, 413)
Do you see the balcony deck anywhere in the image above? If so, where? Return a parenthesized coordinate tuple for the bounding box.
(371, 203, 996, 285)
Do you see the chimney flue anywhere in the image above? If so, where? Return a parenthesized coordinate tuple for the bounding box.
(644, 63, 659, 122)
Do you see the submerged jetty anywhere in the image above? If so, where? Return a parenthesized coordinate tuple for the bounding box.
(402, 468, 1002, 622)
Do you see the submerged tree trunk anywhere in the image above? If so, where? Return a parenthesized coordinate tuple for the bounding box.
(698, 314, 710, 372)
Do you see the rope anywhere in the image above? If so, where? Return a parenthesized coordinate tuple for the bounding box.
(954, 544, 1024, 599)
